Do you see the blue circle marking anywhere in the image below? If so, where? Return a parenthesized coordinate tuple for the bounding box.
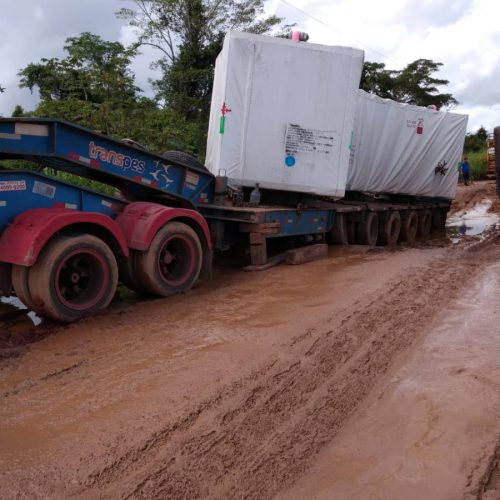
(285, 155, 296, 167)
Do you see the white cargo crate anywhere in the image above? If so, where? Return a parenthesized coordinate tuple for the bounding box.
(205, 31, 364, 198)
(347, 90, 468, 199)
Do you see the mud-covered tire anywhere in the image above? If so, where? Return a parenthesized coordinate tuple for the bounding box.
(418, 209, 432, 241)
(161, 150, 208, 172)
(401, 210, 418, 245)
(12, 265, 38, 311)
(28, 235, 118, 322)
(357, 211, 379, 246)
(346, 222, 357, 244)
(431, 207, 447, 238)
(379, 211, 401, 246)
(135, 222, 202, 297)
(331, 213, 348, 245)
(118, 251, 149, 294)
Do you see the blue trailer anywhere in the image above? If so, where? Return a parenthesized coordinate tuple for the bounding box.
(0, 118, 449, 322)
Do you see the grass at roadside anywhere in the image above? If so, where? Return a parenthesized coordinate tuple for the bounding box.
(466, 150, 488, 180)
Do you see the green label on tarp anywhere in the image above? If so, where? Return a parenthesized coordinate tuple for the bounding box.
(219, 116, 226, 134)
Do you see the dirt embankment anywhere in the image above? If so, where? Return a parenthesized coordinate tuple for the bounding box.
(451, 180, 500, 215)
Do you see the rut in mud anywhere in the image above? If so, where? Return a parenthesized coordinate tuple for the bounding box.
(78, 234, 500, 499)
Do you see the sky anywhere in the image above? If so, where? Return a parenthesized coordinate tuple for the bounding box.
(1, 0, 499, 132)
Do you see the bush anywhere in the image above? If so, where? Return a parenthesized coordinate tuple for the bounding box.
(466, 150, 488, 180)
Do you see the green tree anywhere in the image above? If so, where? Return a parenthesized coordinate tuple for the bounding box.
(361, 59, 457, 108)
(464, 126, 488, 152)
(12, 105, 25, 117)
(17, 32, 197, 154)
(118, 0, 285, 153)
(19, 32, 139, 106)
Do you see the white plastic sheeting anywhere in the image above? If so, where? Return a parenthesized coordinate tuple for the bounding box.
(205, 31, 364, 197)
(347, 90, 468, 199)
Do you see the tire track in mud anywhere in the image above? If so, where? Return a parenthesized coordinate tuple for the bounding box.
(465, 436, 500, 500)
(1, 361, 86, 399)
(81, 237, 500, 500)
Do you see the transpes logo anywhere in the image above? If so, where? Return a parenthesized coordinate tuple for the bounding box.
(89, 141, 145, 174)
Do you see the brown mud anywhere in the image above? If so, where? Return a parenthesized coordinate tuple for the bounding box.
(0, 182, 499, 499)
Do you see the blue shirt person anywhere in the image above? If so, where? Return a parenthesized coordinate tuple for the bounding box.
(461, 157, 470, 185)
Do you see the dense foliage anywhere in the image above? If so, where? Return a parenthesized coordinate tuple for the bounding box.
(464, 126, 488, 152)
(361, 59, 457, 109)
(118, 0, 286, 151)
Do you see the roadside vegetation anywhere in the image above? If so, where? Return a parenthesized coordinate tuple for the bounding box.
(464, 126, 488, 180)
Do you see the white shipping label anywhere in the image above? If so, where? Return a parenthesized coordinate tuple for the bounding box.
(285, 124, 335, 155)
(33, 180, 56, 199)
(0, 180, 27, 191)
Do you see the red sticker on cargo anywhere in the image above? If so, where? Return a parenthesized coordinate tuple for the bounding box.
(0, 180, 27, 191)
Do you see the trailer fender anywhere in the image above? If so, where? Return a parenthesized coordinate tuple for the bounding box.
(0, 208, 129, 267)
(115, 202, 212, 279)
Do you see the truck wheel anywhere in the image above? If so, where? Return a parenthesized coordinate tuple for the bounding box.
(136, 222, 202, 296)
(431, 208, 446, 238)
(379, 211, 401, 246)
(12, 265, 38, 311)
(331, 213, 348, 245)
(357, 211, 379, 246)
(401, 210, 418, 245)
(161, 151, 209, 172)
(28, 235, 118, 322)
(418, 209, 432, 240)
(118, 251, 149, 294)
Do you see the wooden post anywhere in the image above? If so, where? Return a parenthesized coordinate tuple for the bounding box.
(249, 232, 267, 266)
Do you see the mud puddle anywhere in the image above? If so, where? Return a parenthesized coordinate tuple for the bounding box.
(447, 199, 500, 237)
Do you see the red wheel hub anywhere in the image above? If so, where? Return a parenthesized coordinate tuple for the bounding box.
(157, 235, 196, 286)
(55, 248, 109, 310)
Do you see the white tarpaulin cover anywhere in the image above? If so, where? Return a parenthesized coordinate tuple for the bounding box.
(347, 90, 468, 199)
(206, 31, 364, 197)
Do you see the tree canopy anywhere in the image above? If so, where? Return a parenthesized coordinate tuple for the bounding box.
(361, 59, 458, 109)
(464, 126, 488, 152)
(118, 0, 287, 150)
(19, 32, 139, 104)
(17, 32, 201, 154)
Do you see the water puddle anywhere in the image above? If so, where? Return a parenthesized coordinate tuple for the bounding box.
(0, 296, 42, 326)
(446, 199, 499, 238)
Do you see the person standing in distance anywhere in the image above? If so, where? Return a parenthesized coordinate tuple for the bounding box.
(461, 156, 471, 185)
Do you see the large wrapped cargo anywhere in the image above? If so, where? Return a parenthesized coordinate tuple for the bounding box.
(205, 31, 364, 197)
(347, 90, 468, 199)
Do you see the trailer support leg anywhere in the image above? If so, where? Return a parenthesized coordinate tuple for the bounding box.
(249, 233, 268, 266)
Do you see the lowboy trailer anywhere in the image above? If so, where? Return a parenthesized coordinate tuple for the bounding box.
(0, 118, 450, 322)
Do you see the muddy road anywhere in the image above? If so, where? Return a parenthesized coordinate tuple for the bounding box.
(1, 181, 499, 499)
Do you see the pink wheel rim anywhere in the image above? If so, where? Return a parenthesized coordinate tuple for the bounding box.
(55, 248, 109, 311)
(157, 234, 196, 286)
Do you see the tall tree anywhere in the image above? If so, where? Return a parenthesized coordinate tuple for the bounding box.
(464, 126, 488, 152)
(19, 32, 139, 105)
(361, 59, 457, 109)
(118, 0, 285, 152)
(17, 32, 199, 154)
